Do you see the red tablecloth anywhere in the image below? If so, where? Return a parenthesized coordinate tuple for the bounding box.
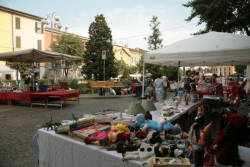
(0, 91, 80, 103)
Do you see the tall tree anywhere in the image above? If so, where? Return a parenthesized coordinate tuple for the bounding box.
(184, 0, 250, 35)
(82, 14, 117, 80)
(145, 16, 163, 78)
(147, 16, 163, 50)
(52, 34, 84, 77)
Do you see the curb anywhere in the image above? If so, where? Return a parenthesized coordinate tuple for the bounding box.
(79, 94, 137, 99)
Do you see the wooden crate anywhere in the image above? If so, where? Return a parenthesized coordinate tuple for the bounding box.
(152, 157, 191, 167)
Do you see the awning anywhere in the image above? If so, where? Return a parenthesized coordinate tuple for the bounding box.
(144, 32, 250, 66)
(0, 67, 16, 73)
(0, 49, 83, 63)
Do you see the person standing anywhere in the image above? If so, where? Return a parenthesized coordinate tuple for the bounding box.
(213, 108, 247, 166)
(154, 73, 164, 103)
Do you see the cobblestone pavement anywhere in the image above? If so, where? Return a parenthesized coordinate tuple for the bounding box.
(0, 97, 137, 167)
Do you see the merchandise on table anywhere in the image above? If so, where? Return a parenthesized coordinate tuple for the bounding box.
(72, 123, 110, 139)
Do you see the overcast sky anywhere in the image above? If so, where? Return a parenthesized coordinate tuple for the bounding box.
(0, 0, 203, 50)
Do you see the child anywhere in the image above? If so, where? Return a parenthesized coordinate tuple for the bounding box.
(145, 81, 154, 100)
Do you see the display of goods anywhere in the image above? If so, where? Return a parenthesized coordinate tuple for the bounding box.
(56, 118, 95, 134)
(71, 124, 110, 139)
(152, 157, 191, 167)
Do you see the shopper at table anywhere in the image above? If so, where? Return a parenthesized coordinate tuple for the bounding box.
(182, 70, 192, 93)
(162, 76, 169, 99)
(154, 73, 164, 103)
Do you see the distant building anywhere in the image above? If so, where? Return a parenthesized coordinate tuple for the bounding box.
(209, 66, 235, 77)
(0, 6, 44, 80)
(44, 27, 88, 51)
(113, 45, 145, 66)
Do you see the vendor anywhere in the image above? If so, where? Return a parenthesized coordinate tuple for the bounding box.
(24, 73, 31, 91)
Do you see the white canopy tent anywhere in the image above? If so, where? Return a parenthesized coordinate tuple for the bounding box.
(144, 32, 250, 66)
(143, 32, 250, 96)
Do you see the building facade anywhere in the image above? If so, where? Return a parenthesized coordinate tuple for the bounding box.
(113, 45, 144, 66)
(210, 66, 236, 77)
(0, 6, 44, 80)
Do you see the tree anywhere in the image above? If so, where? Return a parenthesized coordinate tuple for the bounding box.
(147, 16, 163, 50)
(114, 60, 129, 76)
(82, 14, 117, 80)
(6, 62, 32, 79)
(52, 34, 84, 77)
(184, 0, 250, 35)
(235, 65, 246, 75)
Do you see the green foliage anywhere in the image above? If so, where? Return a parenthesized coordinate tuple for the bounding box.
(6, 62, 32, 79)
(52, 34, 84, 77)
(184, 0, 250, 36)
(129, 66, 138, 74)
(121, 79, 132, 88)
(82, 14, 117, 80)
(147, 16, 163, 50)
(39, 79, 49, 85)
(235, 65, 247, 75)
(69, 79, 78, 89)
(161, 66, 179, 81)
(76, 83, 92, 94)
(114, 60, 128, 75)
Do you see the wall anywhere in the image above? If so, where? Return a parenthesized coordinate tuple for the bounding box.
(13, 14, 44, 51)
(0, 10, 12, 66)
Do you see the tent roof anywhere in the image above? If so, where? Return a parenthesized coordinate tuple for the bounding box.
(144, 32, 250, 66)
(0, 49, 83, 63)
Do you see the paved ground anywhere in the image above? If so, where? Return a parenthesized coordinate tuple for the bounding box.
(0, 96, 138, 167)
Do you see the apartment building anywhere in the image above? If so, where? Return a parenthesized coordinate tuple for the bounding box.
(0, 6, 44, 80)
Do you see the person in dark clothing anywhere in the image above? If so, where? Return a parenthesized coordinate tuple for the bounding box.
(182, 70, 192, 93)
(213, 108, 247, 166)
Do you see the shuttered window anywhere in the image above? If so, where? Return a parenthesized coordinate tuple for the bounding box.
(15, 17, 20, 29)
(16, 36, 21, 48)
(37, 40, 42, 50)
(35, 22, 38, 33)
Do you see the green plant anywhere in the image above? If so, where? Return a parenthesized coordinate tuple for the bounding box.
(69, 79, 78, 89)
(39, 79, 49, 85)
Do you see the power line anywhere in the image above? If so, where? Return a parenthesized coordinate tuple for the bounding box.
(114, 23, 192, 41)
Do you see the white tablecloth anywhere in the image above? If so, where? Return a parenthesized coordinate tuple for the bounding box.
(37, 129, 142, 167)
(152, 102, 200, 122)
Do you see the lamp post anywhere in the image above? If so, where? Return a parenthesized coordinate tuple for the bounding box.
(42, 13, 62, 85)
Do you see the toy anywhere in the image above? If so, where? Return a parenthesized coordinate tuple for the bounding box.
(108, 124, 130, 143)
(132, 114, 181, 134)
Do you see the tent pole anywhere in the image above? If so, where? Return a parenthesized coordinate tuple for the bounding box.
(141, 55, 145, 99)
(177, 61, 180, 94)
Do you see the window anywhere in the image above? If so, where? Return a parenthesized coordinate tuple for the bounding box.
(15, 17, 20, 29)
(35, 22, 43, 33)
(37, 40, 42, 50)
(16, 36, 21, 48)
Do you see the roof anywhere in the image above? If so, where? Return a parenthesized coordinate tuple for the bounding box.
(45, 27, 89, 41)
(0, 6, 43, 21)
(0, 49, 83, 63)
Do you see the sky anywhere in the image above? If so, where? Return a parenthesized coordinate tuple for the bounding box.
(0, 0, 203, 50)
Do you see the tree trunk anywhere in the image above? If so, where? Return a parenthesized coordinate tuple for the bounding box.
(244, 26, 250, 36)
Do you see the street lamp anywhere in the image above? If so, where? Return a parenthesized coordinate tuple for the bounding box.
(42, 12, 62, 50)
(42, 12, 62, 85)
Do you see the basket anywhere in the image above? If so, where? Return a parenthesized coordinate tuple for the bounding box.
(152, 157, 191, 167)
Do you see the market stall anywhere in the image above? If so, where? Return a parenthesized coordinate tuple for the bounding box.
(144, 31, 250, 96)
(0, 49, 82, 108)
(36, 100, 200, 167)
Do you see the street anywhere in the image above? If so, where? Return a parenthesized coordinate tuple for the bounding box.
(0, 97, 137, 167)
